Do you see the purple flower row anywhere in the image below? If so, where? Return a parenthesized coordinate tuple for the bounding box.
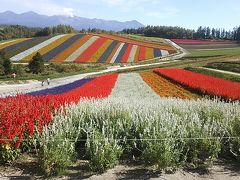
(28, 77, 94, 96)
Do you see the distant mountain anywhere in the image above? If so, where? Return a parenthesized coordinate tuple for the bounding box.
(0, 11, 144, 31)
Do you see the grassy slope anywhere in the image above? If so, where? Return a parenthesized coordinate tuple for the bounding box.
(121, 34, 167, 45)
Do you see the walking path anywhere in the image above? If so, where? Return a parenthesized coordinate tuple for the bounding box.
(200, 67, 240, 76)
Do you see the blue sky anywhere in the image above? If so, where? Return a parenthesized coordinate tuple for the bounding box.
(0, 0, 239, 30)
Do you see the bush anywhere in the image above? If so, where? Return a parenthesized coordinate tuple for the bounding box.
(143, 139, 182, 170)
(0, 144, 20, 164)
(38, 113, 79, 176)
(0, 51, 12, 75)
(86, 131, 122, 172)
(28, 52, 44, 74)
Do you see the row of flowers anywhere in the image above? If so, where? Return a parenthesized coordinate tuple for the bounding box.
(154, 68, 240, 100)
(0, 74, 118, 148)
(140, 71, 200, 99)
(10, 35, 66, 61)
(24, 34, 75, 61)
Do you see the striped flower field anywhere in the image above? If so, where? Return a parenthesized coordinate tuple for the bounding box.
(0, 69, 240, 175)
(0, 33, 177, 63)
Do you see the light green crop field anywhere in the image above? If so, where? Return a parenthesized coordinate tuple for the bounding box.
(120, 34, 168, 45)
(188, 47, 240, 58)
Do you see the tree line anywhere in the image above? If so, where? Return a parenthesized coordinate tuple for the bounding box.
(0, 24, 76, 40)
(122, 25, 240, 40)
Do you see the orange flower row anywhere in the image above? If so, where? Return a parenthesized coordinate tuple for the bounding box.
(140, 71, 200, 99)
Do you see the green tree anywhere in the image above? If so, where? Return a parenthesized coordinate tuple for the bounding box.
(28, 52, 44, 74)
(0, 51, 12, 75)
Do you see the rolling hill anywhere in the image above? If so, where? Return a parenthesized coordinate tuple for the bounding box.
(0, 33, 177, 64)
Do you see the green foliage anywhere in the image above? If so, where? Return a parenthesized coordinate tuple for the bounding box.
(39, 141, 76, 176)
(28, 52, 44, 74)
(205, 62, 240, 73)
(86, 131, 122, 172)
(0, 24, 75, 40)
(0, 144, 20, 164)
(12, 64, 26, 76)
(35, 25, 75, 37)
(122, 25, 240, 40)
(228, 116, 240, 161)
(0, 51, 12, 75)
(143, 139, 182, 170)
(37, 112, 79, 176)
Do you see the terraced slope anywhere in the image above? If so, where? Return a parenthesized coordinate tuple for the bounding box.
(1, 33, 177, 64)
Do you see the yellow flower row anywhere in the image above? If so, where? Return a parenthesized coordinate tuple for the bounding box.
(0, 38, 30, 49)
(24, 34, 75, 61)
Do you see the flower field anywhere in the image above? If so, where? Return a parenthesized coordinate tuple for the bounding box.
(1, 33, 177, 63)
(1, 37, 51, 59)
(0, 70, 240, 175)
(140, 71, 200, 99)
(154, 68, 240, 100)
(0, 74, 118, 149)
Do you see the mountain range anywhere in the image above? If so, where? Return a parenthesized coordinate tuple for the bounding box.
(0, 11, 144, 31)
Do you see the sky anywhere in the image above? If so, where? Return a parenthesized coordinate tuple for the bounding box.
(0, 0, 239, 30)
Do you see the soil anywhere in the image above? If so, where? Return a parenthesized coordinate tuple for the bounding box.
(1, 153, 240, 180)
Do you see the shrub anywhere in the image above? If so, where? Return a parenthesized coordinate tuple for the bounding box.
(28, 52, 44, 74)
(86, 131, 122, 172)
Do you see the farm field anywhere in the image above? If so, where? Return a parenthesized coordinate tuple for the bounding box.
(0, 33, 177, 63)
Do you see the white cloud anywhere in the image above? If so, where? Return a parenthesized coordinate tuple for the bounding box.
(0, 0, 76, 17)
(146, 7, 179, 19)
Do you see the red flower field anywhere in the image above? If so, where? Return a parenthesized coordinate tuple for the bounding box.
(0, 74, 118, 148)
(154, 68, 240, 100)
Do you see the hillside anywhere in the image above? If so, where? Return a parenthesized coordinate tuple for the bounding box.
(0, 33, 177, 63)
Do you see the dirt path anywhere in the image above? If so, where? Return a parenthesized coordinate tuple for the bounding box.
(200, 67, 240, 76)
(1, 157, 240, 179)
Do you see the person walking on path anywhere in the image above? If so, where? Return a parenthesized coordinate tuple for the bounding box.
(47, 78, 51, 85)
(41, 80, 45, 86)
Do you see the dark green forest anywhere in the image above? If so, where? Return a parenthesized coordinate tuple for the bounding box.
(122, 25, 240, 40)
(1, 24, 240, 41)
(0, 24, 76, 40)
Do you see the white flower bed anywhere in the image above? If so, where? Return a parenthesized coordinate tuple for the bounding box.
(127, 45, 138, 63)
(108, 73, 160, 100)
(110, 43, 125, 63)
